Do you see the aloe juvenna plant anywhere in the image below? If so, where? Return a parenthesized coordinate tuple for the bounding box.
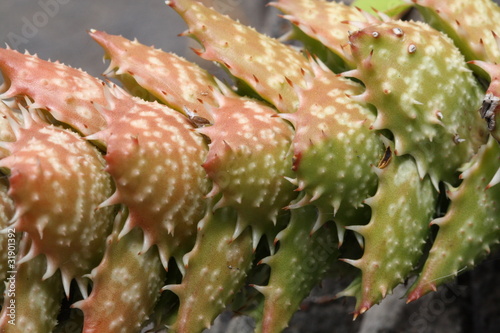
(1, 0, 500, 332)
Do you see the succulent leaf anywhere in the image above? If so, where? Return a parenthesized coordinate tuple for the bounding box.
(198, 92, 296, 247)
(408, 136, 500, 301)
(347, 20, 487, 186)
(353, 0, 412, 18)
(0, 101, 17, 159)
(272, 0, 366, 71)
(1, 0, 500, 328)
(0, 235, 64, 333)
(91, 85, 210, 270)
(0, 180, 15, 301)
(254, 206, 339, 333)
(89, 30, 216, 122)
(284, 58, 383, 237)
(0, 109, 115, 296)
(164, 207, 254, 333)
(169, 0, 310, 112)
(0, 48, 107, 136)
(341, 152, 436, 316)
(411, 0, 500, 65)
(75, 208, 166, 333)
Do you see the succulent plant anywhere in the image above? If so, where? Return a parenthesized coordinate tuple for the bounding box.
(1, 0, 500, 332)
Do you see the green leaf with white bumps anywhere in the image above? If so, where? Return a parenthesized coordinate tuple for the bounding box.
(254, 206, 339, 333)
(353, 0, 411, 18)
(164, 207, 254, 333)
(0, 235, 64, 333)
(198, 91, 296, 248)
(411, 0, 500, 65)
(282, 58, 383, 238)
(2, 0, 500, 329)
(408, 136, 500, 301)
(340, 151, 436, 316)
(75, 208, 166, 333)
(0, 179, 15, 302)
(346, 20, 487, 187)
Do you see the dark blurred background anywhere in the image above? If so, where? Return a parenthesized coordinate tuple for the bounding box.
(1, 1, 500, 333)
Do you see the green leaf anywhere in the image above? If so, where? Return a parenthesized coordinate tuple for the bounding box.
(353, 0, 411, 18)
